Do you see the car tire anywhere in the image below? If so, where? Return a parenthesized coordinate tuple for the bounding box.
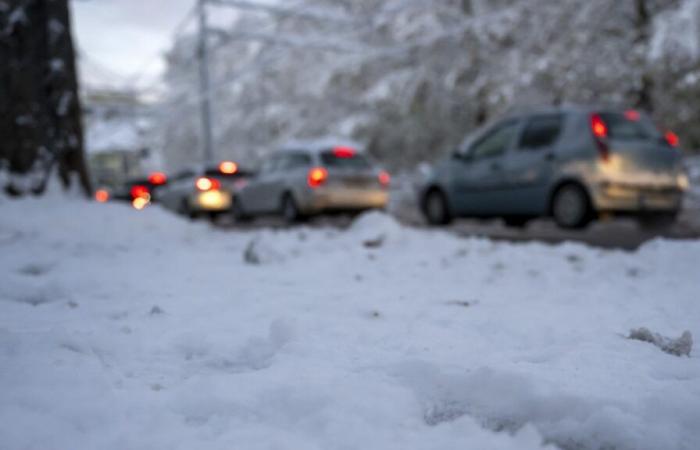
(637, 212, 677, 231)
(281, 193, 303, 224)
(551, 183, 593, 229)
(423, 189, 452, 226)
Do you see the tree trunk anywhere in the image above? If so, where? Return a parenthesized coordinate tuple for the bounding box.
(0, 0, 92, 197)
(633, 0, 654, 112)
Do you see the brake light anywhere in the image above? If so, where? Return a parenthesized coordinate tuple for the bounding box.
(590, 114, 610, 162)
(148, 172, 167, 185)
(378, 171, 391, 187)
(219, 161, 238, 174)
(333, 146, 356, 158)
(624, 109, 640, 121)
(590, 114, 608, 139)
(130, 185, 150, 200)
(195, 177, 220, 191)
(665, 131, 679, 148)
(95, 189, 110, 203)
(307, 167, 328, 188)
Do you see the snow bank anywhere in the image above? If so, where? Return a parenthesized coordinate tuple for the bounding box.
(1, 196, 700, 450)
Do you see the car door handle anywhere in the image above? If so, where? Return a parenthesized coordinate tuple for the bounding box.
(490, 162, 502, 171)
(544, 153, 556, 161)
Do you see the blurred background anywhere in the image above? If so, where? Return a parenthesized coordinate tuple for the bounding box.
(2, 0, 700, 247)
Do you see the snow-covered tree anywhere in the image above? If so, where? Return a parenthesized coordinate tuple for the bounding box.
(155, 0, 700, 172)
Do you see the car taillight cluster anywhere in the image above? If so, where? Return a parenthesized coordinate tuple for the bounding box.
(94, 189, 110, 203)
(130, 185, 150, 200)
(196, 177, 220, 191)
(590, 113, 610, 162)
(307, 167, 328, 188)
(130, 185, 151, 210)
(148, 172, 167, 185)
(665, 131, 679, 147)
(378, 171, 391, 187)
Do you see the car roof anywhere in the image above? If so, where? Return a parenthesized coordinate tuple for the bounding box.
(277, 137, 366, 154)
(502, 104, 647, 120)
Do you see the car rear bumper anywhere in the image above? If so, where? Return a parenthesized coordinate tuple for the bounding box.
(591, 182, 683, 213)
(301, 188, 389, 213)
(189, 190, 232, 212)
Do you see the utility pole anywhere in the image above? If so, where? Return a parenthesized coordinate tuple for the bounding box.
(197, 0, 215, 164)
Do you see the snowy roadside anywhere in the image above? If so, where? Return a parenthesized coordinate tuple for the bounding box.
(1, 194, 699, 450)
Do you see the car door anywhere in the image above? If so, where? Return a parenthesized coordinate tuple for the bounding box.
(242, 156, 280, 214)
(263, 153, 297, 211)
(451, 118, 521, 216)
(500, 113, 564, 215)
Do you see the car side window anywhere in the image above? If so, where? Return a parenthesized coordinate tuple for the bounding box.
(469, 120, 520, 160)
(277, 152, 311, 171)
(172, 170, 195, 182)
(518, 114, 563, 150)
(260, 156, 278, 174)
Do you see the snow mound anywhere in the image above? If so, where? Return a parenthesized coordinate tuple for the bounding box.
(349, 210, 404, 244)
(2, 195, 700, 450)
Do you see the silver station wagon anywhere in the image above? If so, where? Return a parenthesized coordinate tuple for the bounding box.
(233, 139, 390, 222)
(421, 106, 689, 229)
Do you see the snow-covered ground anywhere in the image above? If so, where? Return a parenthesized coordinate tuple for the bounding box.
(1, 193, 699, 450)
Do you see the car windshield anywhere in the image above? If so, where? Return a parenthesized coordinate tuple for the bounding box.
(598, 112, 661, 141)
(320, 150, 371, 169)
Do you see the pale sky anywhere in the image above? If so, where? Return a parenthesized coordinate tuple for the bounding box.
(71, 0, 197, 91)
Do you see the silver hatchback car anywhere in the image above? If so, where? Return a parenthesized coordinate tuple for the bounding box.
(233, 139, 390, 222)
(421, 106, 689, 229)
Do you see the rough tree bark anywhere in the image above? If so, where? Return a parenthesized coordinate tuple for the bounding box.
(633, 0, 654, 112)
(0, 0, 91, 197)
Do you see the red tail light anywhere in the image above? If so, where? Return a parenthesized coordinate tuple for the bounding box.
(590, 114, 610, 161)
(378, 171, 391, 187)
(130, 185, 150, 200)
(95, 189, 110, 203)
(333, 146, 356, 158)
(665, 131, 679, 148)
(307, 167, 328, 188)
(624, 109, 640, 121)
(195, 177, 220, 191)
(219, 161, 238, 174)
(148, 172, 167, 185)
(590, 114, 608, 139)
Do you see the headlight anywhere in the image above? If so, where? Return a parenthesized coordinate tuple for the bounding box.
(677, 173, 690, 191)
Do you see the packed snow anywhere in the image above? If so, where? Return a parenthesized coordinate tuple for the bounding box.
(1, 193, 699, 450)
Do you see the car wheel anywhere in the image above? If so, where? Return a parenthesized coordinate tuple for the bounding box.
(637, 212, 677, 231)
(551, 184, 592, 229)
(281, 193, 303, 224)
(423, 189, 452, 226)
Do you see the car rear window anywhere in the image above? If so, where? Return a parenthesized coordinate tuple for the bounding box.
(320, 150, 371, 169)
(598, 112, 660, 141)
